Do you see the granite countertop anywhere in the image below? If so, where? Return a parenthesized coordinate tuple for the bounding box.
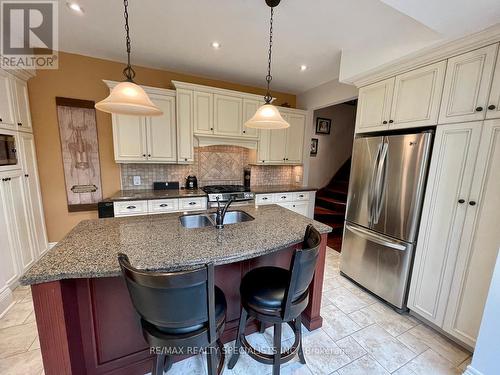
(21, 205, 332, 285)
(250, 185, 317, 194)
(105, 189, 207, 201)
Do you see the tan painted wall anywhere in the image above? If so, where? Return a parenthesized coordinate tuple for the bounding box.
(28, 52, 296, 242)
(308, 103, 356, 189)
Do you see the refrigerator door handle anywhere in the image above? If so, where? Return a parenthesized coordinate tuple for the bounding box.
(345, 223, 407, 251)
(368, 142, 383, 227)
(373, 141, 389, 224)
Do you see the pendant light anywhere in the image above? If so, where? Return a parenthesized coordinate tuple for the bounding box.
(95, 0, 162, 116)
(245, 0, 289, 130)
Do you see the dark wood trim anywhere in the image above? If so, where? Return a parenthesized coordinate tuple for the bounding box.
(56, 97, 95, 109)
(68, 204, 98, 212)
(302, 233, 327, 330)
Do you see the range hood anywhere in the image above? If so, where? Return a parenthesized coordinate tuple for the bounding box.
(195, 134, 258, 149)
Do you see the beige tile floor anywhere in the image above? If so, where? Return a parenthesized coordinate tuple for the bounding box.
(0, 249, 472, 375)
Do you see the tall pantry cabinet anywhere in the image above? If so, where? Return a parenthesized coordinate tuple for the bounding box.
(0, 69, 48, 316)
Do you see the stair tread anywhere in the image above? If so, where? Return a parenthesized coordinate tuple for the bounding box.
(316, 196, 347, 205)
(314, 206, 345, 216)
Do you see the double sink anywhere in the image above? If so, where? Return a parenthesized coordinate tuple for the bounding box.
(180, 210, 254, 228)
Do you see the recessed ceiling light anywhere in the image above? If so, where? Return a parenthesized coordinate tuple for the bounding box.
(300, 65, 308, 71)
(67, 2, 84, 14)
(211, 41, 221, 49)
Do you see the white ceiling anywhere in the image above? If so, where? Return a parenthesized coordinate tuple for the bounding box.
(58, 0, 500, 94)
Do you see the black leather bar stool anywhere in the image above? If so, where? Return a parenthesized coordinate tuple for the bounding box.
(118, 254, 227, 375)
(228, 224, 321, 375)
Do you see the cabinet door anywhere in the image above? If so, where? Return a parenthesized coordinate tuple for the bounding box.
(213, 94, 242, 136)
(257, 129, 270, 164)
(0, 71, 16, 128)
(112, 114, 147, 162)
(267, 111, 288, 163)
(0, 180, 18, 286)
(7, 174, 36, 273)
(194, 91, 213, 134)
(408, 122, 481, 325)
(285, 113, 305, 164)
(13, 78, 32, 132)
(292, 202, 309, 217)
(439, 44, 498, 124)
(146, 95, 176, 162)
(390, 61, 446, 129)
(355, 78, 394, 133)
(443, 119, 500, 347)
(486, 49, 500, 119)
(18, 133, 47, 256)
(176, 89, 194, 163)
(242, 99, 259, 138)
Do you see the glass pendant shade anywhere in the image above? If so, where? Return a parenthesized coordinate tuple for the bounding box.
(244, 103, 289, 129)
(95, 81, 162, 116)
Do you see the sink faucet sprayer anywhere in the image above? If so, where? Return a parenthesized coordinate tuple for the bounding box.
(215, 196, 234, 229)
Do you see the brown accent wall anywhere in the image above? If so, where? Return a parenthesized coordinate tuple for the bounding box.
(28, 52, 296, 242)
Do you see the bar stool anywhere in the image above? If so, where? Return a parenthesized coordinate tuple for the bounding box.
(228, 224, 321, 375)
(118, 254, 227, 375)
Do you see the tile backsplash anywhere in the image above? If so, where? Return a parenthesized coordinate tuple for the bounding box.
(120, 145, 303, 190)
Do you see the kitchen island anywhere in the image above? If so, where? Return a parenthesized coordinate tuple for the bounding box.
(22, 205, 331, 375)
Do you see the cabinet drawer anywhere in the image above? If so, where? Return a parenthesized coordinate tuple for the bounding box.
(274, 192, 293, 202)
(293, 191, 310, 201)
(256, 194, 274, 205)
(179, 197, 206, 211)
(148, 199, 179, 214)
(114, 200, 148, 216)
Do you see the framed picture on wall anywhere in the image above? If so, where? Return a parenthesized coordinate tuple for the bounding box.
(316, 117, 331, 134)
(310, 138, 318, 156)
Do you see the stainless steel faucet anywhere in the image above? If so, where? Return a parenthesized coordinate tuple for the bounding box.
(215, 196, 234, 229)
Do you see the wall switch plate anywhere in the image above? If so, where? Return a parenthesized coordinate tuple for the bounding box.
(133, 176, 141, 186)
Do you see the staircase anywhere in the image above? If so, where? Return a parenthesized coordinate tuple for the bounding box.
(314, 158, 351, 251)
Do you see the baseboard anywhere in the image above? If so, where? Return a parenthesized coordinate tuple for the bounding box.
(463, 365, 483, 375)
(0, 287, 15, 318)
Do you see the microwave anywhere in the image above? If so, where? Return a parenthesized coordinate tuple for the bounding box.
(0, 134, 17, 166)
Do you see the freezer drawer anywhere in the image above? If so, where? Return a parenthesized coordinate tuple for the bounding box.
(340, 222, 414, 309)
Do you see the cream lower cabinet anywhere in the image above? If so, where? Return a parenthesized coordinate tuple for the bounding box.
(408, 120, 500, 347)
(114, 197, 207, 217)
(255, 191, 315, 219)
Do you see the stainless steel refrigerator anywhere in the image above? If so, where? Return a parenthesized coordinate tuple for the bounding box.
(340, 130, 433, 311)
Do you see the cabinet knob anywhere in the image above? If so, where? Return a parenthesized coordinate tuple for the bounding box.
(159, 204, 168, 207)
(286, 158, 289, 161)
(142, 154, 146, 157)
(24, 174, 29, 178)
(469, 201, 477, 206)
(262, 197, 268, 200)
(0, 118, 3, 122)
(148, 154, 151, 157)
(382, 121, 388, 124)
(11, 148, 16, 153)
(210, 128, 214, 131)
(188, 201, 196, 205)
(475, 106, 483, 112)
(18, 123, 22, 126)
(126, 206, 136, 209)
(458, 199, 465, 204)
(243, 130, 246, 134)
(488, 104, 496, 110)
(184, 158, 188, 161)
(389, 120, 394, 123)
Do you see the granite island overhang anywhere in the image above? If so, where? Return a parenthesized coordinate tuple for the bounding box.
(21, 205, 332, 375)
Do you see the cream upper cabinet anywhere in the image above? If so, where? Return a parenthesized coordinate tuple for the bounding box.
(193, 91, 213, 134)
(408, 123, 481, 326)
(443, 119, 500, 347)
(285, 112, 306, 164)
(213, 94, 243, 136)
(176, 88, 194, 163)
(355, 78, 394, 133)
(486, 48, 500, 120)
(267, 127, 287, 163)
(12, 78, 32, 132)
(242, 99, 259, 138)
(257, 129, 270, 163)
(439, 44, 498, 124)
(112, 114, 148, 162)
(146, 95, 177, 162)
(0, 71, 16, 129)
(390, 61, 446, 129)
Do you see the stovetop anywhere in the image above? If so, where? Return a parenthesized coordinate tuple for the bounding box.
(202, 185, 248, 194)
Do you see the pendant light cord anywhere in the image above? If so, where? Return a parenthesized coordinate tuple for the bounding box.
(264, 7, 274, 104)
(122, 0, 136, 81)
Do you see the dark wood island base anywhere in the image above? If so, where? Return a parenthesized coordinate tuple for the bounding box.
(31, 233, 327, 375)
